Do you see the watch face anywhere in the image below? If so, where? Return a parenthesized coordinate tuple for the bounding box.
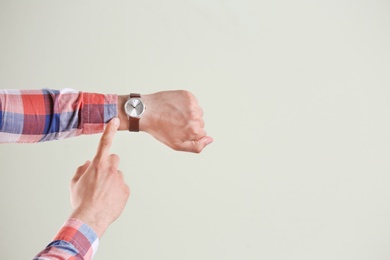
(124, 98, 145, 118)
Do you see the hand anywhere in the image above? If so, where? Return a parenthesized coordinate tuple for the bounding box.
(118, 90, 213, 153)
(69, 118, 129, 238)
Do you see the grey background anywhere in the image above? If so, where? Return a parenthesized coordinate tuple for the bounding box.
(1, 0, 390, 259)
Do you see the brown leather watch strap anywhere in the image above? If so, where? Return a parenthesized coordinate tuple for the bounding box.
(129, 93, 141, 132)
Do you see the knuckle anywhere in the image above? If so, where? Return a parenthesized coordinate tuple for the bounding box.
(108, 165, 117, 174)
(179, 89, 191, 97)
(189, 105, 202, 119)
(193, 145, 202, 153)
(187, 125, 200, 136)
(110, 153, 120, 162)
(189, 109, 198, 119)
(192, 140, 204, 153)
(190, 126, 198, 135)
(124, 186, 130, 198)
(171, 143, 182, 151)
(180, 90, 196, 102)
(199, 119, 205, 128)
(199, 107, 204, 117)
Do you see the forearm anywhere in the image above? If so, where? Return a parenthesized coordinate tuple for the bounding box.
(0, 89, 117, 143)
(0, 89, 162, 142)
(0, 89, 212, 152)
(34, 218, 99, 260)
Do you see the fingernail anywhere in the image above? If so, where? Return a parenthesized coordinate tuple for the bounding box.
(112, 118, 120, 126)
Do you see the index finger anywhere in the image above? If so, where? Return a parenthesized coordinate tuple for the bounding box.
(95, 118, 120, 160)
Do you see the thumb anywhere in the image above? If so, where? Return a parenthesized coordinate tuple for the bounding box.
(182, 136, 213, 153)
(71, 160, 91, 184)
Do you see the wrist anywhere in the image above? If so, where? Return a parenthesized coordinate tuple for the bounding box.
(117, 94, 153, 132)
(70, 209, 109, 238)
(117, 95, 129, 131)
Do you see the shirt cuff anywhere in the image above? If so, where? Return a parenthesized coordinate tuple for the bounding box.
(52, 218, 100, 259)
(81, 92, 118, 135)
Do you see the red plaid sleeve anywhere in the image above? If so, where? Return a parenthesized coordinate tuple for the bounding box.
(0, 89, 118, 143)
(34, 218, 99, 260)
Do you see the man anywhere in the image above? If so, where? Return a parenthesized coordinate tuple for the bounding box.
(34, 118, 129, 259)
(2, 89, 213, 259)
(0, 89, 213, 153)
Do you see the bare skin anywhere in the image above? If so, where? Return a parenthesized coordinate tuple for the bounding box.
(70, 118, 129, 238)
(117, 90, 213, 153)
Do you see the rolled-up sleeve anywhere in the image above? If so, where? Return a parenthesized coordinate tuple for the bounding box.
(34, 218, 99, 260)
(0, 88, 118, 143)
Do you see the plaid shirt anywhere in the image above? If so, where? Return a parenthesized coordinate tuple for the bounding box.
(0, 89, 115, 258)
(0, 88, 118, 143)
(34, 218, 99, 260)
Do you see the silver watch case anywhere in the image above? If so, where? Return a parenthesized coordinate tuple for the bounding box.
(124, 97, 146, 118)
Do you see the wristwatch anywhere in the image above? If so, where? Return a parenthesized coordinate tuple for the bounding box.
(124, 93, 146, 132)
